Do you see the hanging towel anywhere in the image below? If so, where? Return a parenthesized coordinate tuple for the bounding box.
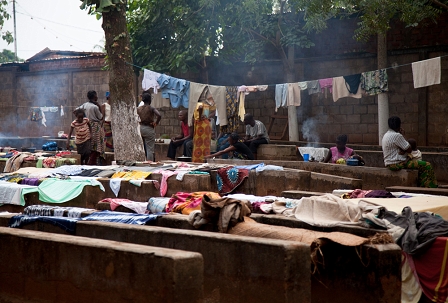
(209, 85, 227, 126)
(307, 80, 321, 95)
(361, 69, 388, 95)
(238, 88, 246, 121)
(343, 74, 362, 94)
(188, 82, 208, 126)
(298, 82, 308, 90)
(109, 178, 122, 197)
(142, 69, 161, 93)
(275, 84, 287, 111)
(412, 57, 441, 88)
(151, 92, 170, 109)
(287, 83, 301, 107)
(319, 78, 333, 93)
(332, 77, 362, 102)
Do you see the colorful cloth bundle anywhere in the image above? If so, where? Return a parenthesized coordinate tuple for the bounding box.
(166, 191, 221, 215)
(216, 167, 249, 194)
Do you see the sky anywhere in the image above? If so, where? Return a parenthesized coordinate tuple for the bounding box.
(0, 0, 105, 60)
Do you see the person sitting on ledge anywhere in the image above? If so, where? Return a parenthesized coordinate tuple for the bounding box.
(382, 116, 437, 188)
(324, 134, 356, 163)
(167, 110, 192, 160)
(204, 132, 254, 161)
(243, 113, 269, 160)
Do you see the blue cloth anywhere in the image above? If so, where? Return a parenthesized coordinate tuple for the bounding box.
(81, 210, 159, 225)
(9, 215, 79, 234)
(157, 74, 190, 108)
(275, 84, 287, 111)
(217, 134, 231, 159)
(234, 163, 265, 170)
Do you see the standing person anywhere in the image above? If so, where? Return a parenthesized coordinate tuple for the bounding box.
(77, 90, 104, 165)
(243, 113, 269, 160)
(102, 91, 114, 152)
(167, 110, 192, 160)
(66, 109, 91, 165)
(137, 92, 162, 161)
(204, 132, 254, 160)
(324, 134, 356, 163)
(382, 116, 437, 188)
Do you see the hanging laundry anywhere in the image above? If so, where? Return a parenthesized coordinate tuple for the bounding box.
(298, 82, 307, 90)
(208, 85, 227, 126)
(287, 83, 301, 107)
(188, 82, 208, 126)
(412, 57, 441, 88)
(332, 77, 362, 102)
(142, 69, 161, 93)
(361, 69, 388, 95)
(318, 78, 333, 94)
(29, 108, 42, 122)
(237, 85, 268, 121)
(151, 92, 171, 109)
(222, 86, 240, 134)
(306, 80, 321, 95)
(275, 84, 287, 111)
(157, 74, 190, 108)
(60, 105, 64, 117)
(49, 107, 58, 113)
(343, 74, 362, 94)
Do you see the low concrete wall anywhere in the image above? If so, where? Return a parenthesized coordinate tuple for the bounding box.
(1, 216, 311, 303)
(207, 159, 418, 189)
(0, 227, 204, 303)
(258, 144, 298, 161)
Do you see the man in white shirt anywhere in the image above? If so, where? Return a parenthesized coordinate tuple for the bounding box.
(243, 113, 269, 160)
(382, 116, 437, 188)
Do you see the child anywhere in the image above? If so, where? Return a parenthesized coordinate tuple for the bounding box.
(324, 134, 356, 163)
(408, 138, 422, 160)
(67, 108, 91, 165)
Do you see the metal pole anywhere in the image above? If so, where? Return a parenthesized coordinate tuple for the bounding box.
(13, 0, 18, 61)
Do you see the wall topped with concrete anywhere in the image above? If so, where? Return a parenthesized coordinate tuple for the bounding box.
(0, 227, 204, 303)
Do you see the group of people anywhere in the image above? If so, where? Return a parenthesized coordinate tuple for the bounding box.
(167, 110, 270, 161)
(67, 90, 113, 165)
(324, 116, 437, 188)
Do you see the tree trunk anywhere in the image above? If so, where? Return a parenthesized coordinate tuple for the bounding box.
(377, 33, 389, 145)
(286, 45, 299, 142)
(102, 1, 145, 161)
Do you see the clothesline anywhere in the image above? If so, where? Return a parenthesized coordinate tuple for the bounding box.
(126, 53, 448, 87)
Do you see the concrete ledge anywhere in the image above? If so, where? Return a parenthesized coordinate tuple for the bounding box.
(311, 172, 362, 191)
(281, 190, 327, 199)
(0, 227, 204, 303)
(258, 144, 298, 161)
(207, 158, 418, 189)
(386, 186, 448, 196)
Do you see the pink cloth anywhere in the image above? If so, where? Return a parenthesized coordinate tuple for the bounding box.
(154, 169, 177, 197)
(319, 78, 333, 93)
(330, 146, 353, 163)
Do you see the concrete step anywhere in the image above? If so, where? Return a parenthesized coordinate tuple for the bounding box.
(281, 190, 327, 199)
(386, 186, 448, 197)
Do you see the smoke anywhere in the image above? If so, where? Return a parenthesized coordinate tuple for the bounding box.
(301, 116, 328, 146)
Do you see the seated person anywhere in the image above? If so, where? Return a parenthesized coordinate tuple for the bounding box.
(243, 113, 269, 160)
(204, 132, 254, 160)
(167, 110, 192, 160)
(407, 138, 422, 160)
(382, 116, 437, 188)
(324, 134, 356, 163)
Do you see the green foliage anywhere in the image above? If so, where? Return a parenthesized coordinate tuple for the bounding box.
(79, 0, 123, 13)
(127, 0, 314, 73)
(0, 0, 12, 44)
(296, 0, 443, 41)
(0, 49, 22, 63)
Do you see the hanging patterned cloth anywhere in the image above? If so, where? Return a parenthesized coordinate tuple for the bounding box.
(221, 86, 239, 134)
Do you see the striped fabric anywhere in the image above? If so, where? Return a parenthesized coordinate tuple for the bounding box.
(71, 118, 91, 144)
(381, 129, 409, 166)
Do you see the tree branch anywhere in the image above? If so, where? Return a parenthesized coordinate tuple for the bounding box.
(429, 0, 448, 10)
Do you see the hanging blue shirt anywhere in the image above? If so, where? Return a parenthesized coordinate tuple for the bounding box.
(157, 74, 190, 108)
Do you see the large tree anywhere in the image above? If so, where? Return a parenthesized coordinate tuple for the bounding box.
(296, 0, 446, 143)
(0, 0, 12, 44)
(80, 0, 145, 161)
(0, 49, 22, 63)
(128, 0, 314, 141)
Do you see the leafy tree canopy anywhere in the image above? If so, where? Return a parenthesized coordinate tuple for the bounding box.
(127, 0, 314, 73)
(0, 0, 12, 44)
(0, 49, 22, 63)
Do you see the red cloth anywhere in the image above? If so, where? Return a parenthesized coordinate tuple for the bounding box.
(100, 198, 133, 210)
(413, 237, 448, 302)
(216, 167, 249, 194)
(181, 121, 190, 137)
